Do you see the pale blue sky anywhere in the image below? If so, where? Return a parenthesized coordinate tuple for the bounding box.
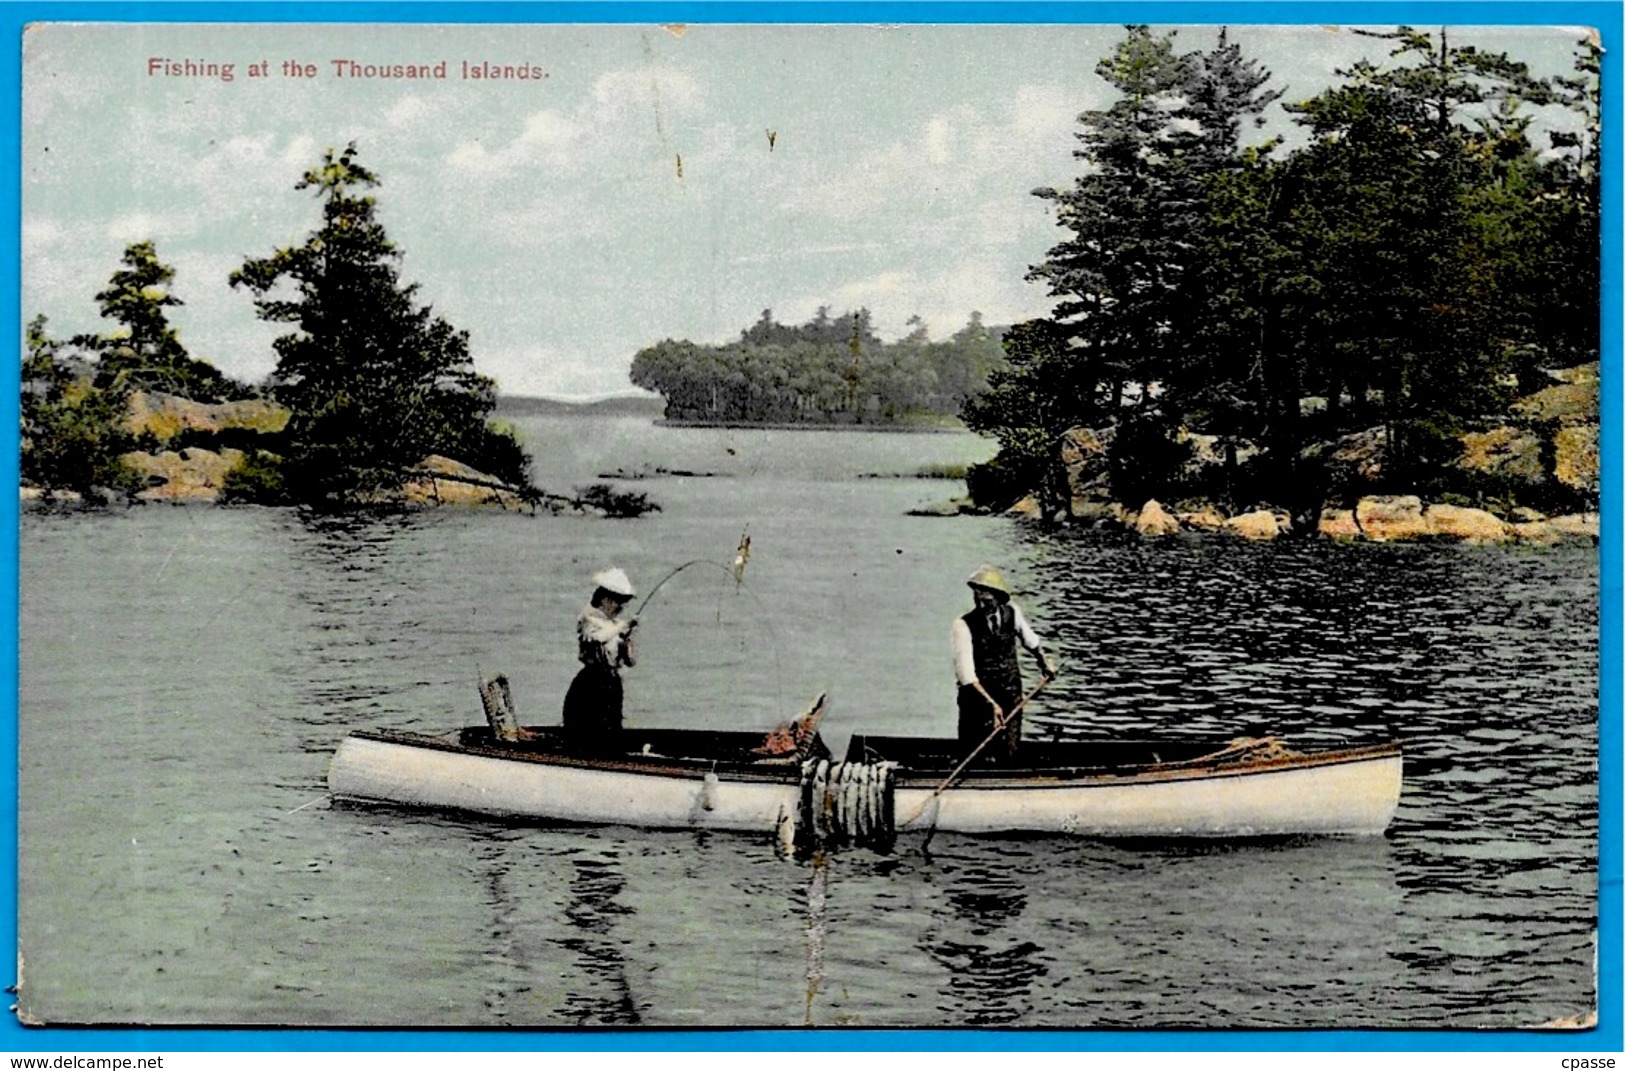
(22, 21, 1591, 397)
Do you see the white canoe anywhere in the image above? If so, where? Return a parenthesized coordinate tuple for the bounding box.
(328, 727, 1401, 843)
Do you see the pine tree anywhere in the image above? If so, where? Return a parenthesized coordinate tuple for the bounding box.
(1027, 26, 1199, 419)
(80, 241, 239, 402)
(972, 27, 1282, 509)
(1280, 28, 1562, 488)
(230, 142, 528, 504)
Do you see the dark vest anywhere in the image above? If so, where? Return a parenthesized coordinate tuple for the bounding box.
(962, 604, 1021, 705)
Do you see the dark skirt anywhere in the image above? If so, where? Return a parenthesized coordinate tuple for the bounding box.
(562, 664, 623, 753)
(956, 675, 1022, 763)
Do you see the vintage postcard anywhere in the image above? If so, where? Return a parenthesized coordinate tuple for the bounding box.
(11, 11, 1612, 1050)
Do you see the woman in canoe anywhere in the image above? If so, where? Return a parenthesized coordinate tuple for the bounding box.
(950, 564, 1055, 763)
(562, 567, 639, 752)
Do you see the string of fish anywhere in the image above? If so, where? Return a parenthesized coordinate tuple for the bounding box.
(797, 758, 898, 851)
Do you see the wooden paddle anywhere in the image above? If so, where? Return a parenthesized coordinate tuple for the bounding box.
(904, 672, 1054, 830)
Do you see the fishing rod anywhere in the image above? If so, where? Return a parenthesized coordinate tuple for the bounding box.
(634, 558, 734, 620)
(634, 528, 751, 620)
(627, 531, 787, 725)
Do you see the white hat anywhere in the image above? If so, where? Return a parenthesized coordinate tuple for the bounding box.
(592, 567, 636, 599)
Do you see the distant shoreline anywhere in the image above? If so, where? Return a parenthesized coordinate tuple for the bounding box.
(494, 394, 663, 418)
(494, 395, 971, 433)
(656, 418, 967, 434)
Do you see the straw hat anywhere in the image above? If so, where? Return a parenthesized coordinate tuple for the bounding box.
(966, 564, 1011, 600)
(592, 567, 636, 599)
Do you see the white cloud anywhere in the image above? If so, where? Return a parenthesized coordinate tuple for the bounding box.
(107, 211, 195, 245)
(446, 64, 704, 186)
(446, 108, 584, 177)
(795, 88, 1089, 224)
(519, 110, 582, 151)
(283, 134, 318, 165)
(811, 258, 1051, 341)
(730, 241, 888, 266)
(590, 65, 703, 117)
(477, 343, 632, 397)
(924, 115, 955, 165)
(1009, 84, 1079, 145)
(385, 96, 434, 128)
(22, 217, 64, 257)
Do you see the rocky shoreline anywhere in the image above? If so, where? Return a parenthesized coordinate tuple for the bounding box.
(915, 363, 1600, 547)
(18, 390, 596, 515)
(909, 491, 1599, 545)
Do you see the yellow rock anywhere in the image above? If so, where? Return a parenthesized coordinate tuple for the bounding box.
(1548, 513, 1600, 542)
(122, 447, 245, 502)
(1134, 499, 1181, 537)
(404, 456, 528, 509)
(1318, 509, 1361, 540)
(126, 391, 288, 441)
(1511, 363, 1598, 423)
(1422, 504, 1511, 543)
(1005, 495, 1043, 519)
(1553, 423, 1599, 492)
(1510, 521, 1563, 545)
(1222, 509, 1280, 541)
(1178, 505, 1227, 531)
(1458, 425, 1543, 481)
(1354, 495, 1430, 542)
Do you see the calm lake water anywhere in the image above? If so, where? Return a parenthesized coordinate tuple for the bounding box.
(17, 414, 1598, 1030)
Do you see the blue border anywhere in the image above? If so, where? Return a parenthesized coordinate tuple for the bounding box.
(2, 0, 1618, 1055)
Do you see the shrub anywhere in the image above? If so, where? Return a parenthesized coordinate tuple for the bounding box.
(573, 483, 660, 518)
(219, 449, 290, 505)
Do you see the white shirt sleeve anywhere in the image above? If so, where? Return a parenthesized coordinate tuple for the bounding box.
(950, 618, 978, 685)
(1010, 604, 1044, 653)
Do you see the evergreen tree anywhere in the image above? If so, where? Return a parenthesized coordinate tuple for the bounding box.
(1026, 26, 1199, 419)
(974, 27, 1282, 509)
(1281, 28, 1558, 487)
(80, 241, 241, 402)
(968, 25, 1597, 516)
(230, 142, 529, 504)
(1527, 33, 1602, 374)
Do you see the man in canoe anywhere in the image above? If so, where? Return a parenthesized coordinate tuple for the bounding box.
(562, 567, 639, 752)
(951, 564, 1056, 762)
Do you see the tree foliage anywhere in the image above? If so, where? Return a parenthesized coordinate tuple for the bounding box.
(969, 25, 1600, 516)
(230, 142, 530, 504)
(630, 308, 1003, 425)
(78, 241, 244, 402)
(21, 316, 141, 502)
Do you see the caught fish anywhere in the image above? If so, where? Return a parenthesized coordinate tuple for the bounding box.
(732, 530, 752, 583)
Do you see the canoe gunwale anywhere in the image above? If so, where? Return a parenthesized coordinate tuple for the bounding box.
(344, 727, 805, 784)
(892, 741, 1401, 789)
(340, 727, 1401, 790)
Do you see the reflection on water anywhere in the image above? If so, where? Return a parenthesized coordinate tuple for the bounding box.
(922, 859, 1045, 1026)
(554, 852, 641, 1026)
(802, 852, 830, 1026)
(17, 418, 1597, 1028)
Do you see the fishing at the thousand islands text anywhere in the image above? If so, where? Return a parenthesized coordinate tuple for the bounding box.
(147, 56, 549, 82)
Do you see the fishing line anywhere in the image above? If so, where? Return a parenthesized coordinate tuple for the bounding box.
(635, 557, 790, 730)
(285, 792, 330, 815)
